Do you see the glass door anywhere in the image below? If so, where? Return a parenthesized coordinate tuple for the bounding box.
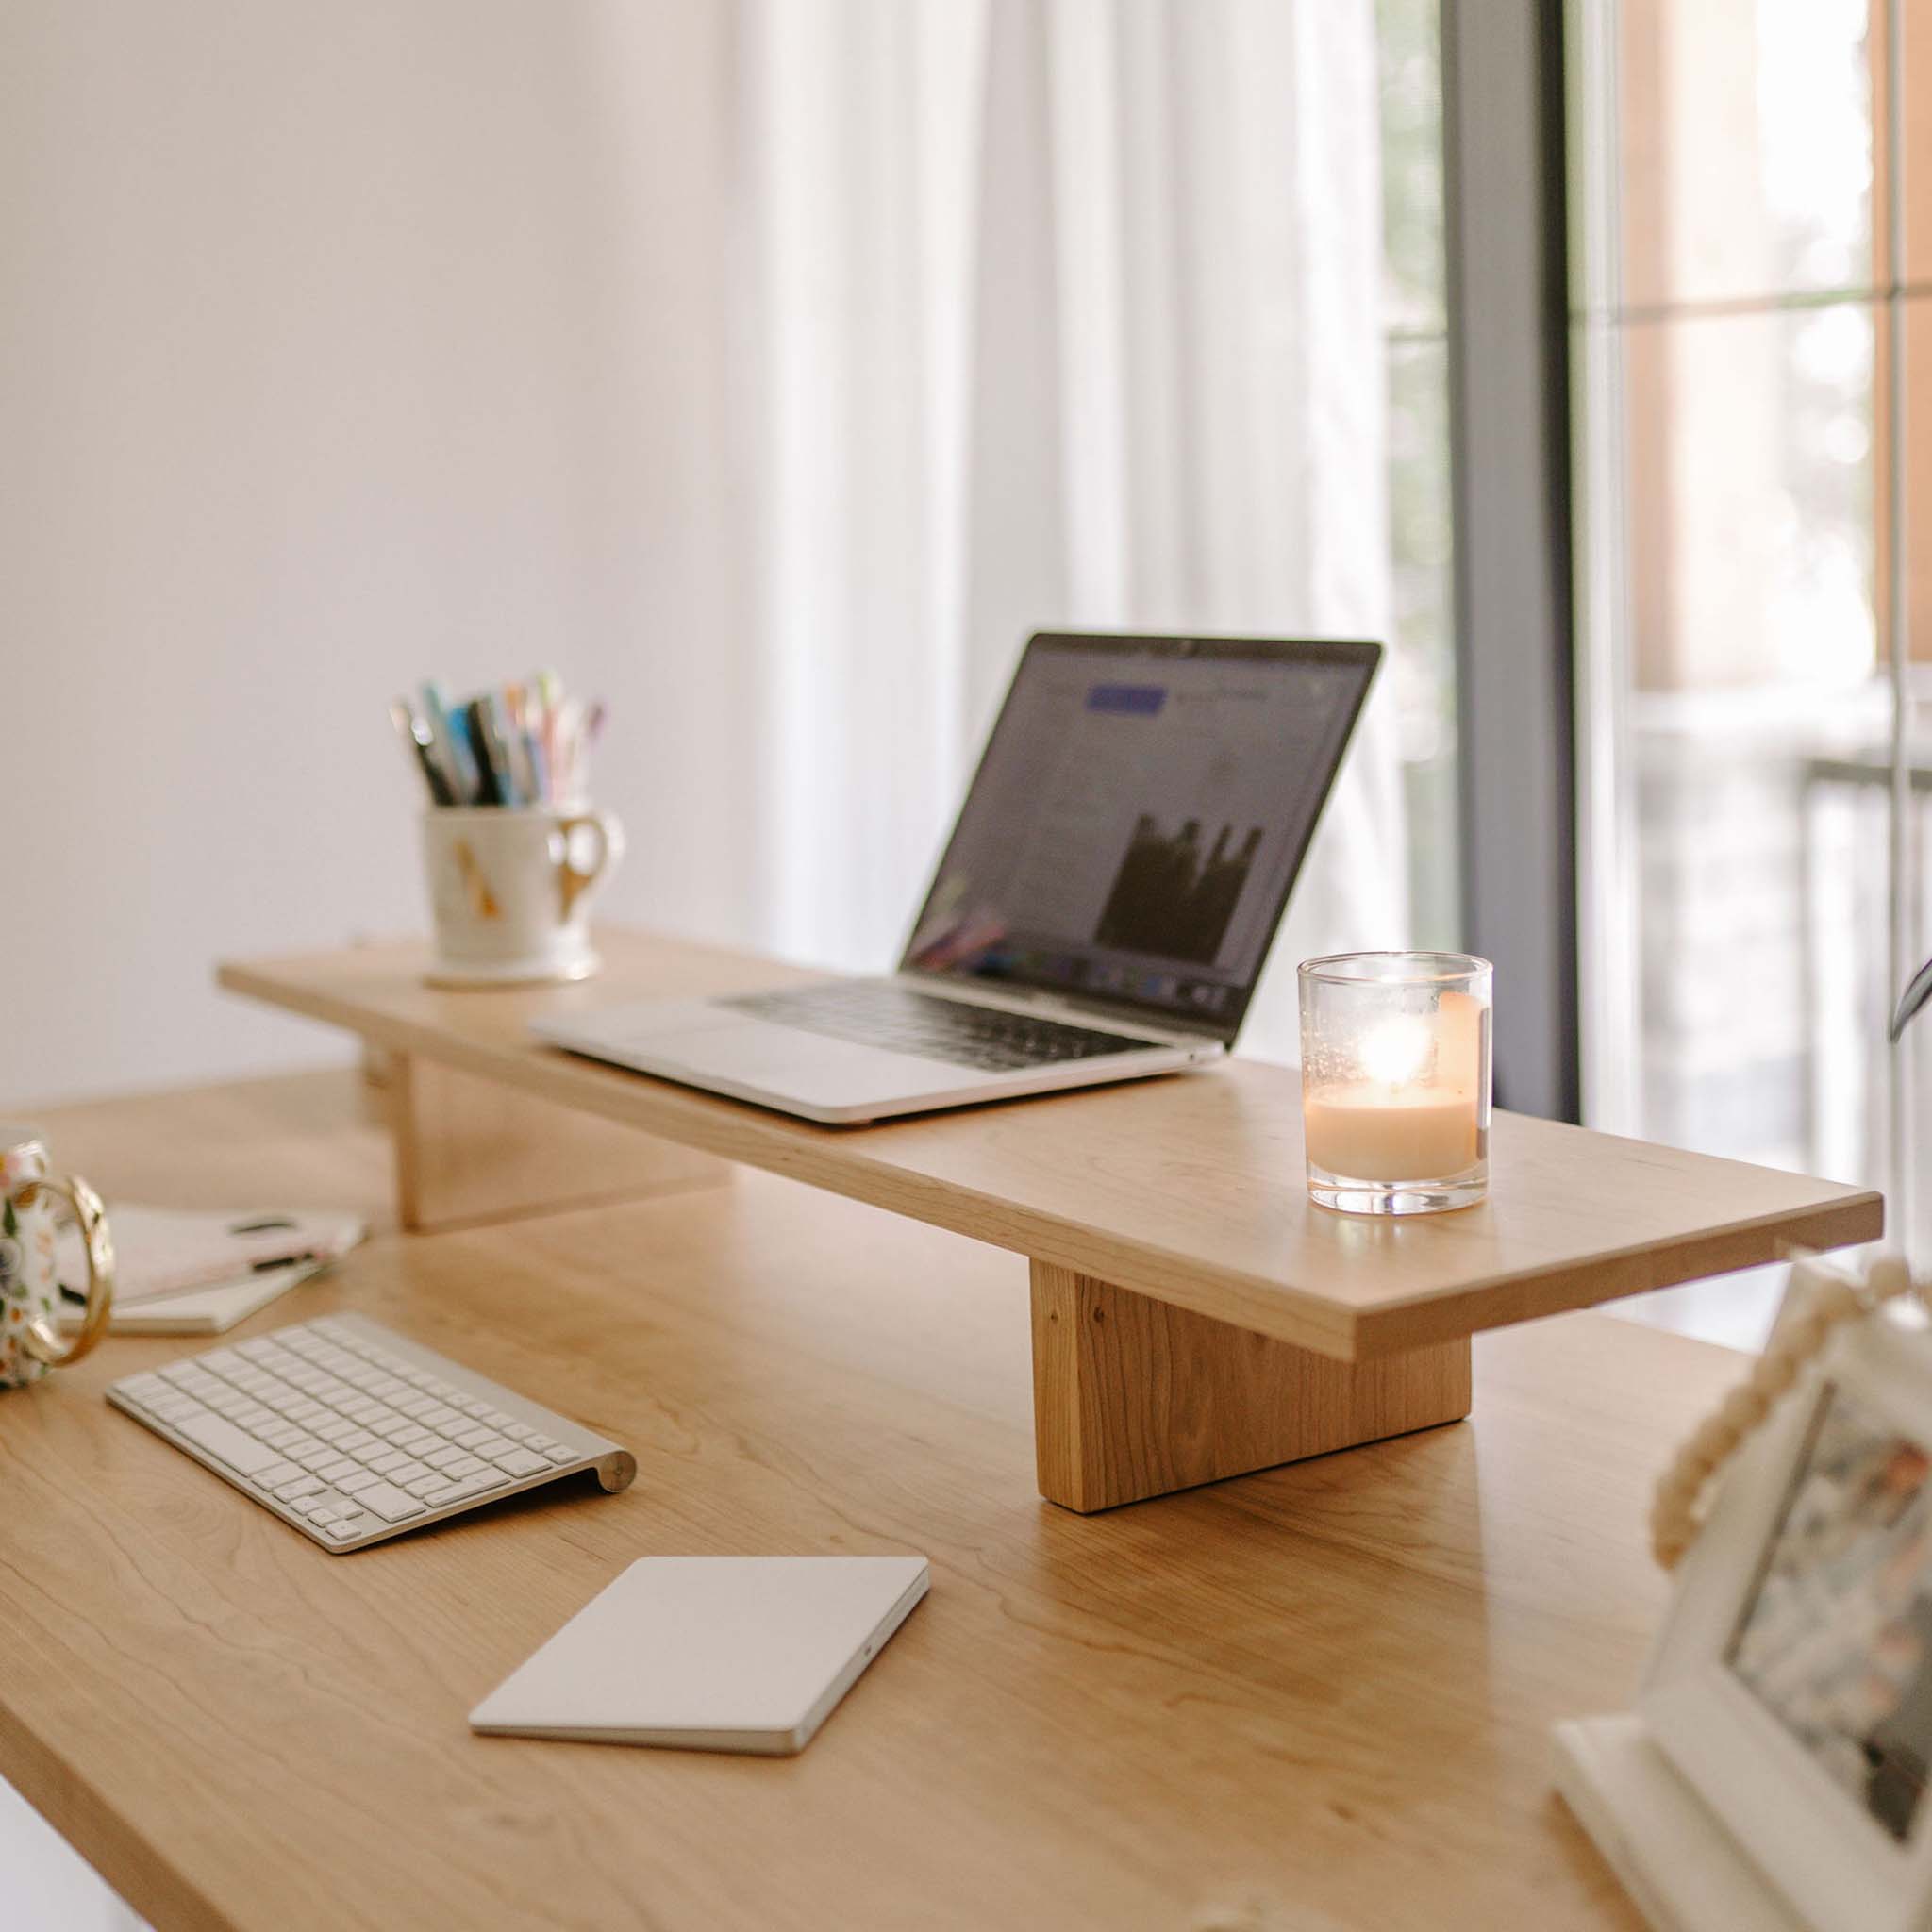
(1571, 0, 1927, 1287)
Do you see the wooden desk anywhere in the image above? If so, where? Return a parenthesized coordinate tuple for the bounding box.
(2, 1072, 1747, 1931)
(220, 934, 1880, 1508)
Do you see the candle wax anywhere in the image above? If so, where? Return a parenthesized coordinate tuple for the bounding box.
(1303, 1081, 1479, 1184)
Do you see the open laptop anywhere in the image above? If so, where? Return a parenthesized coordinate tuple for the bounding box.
(533, 632, 1380, 1124)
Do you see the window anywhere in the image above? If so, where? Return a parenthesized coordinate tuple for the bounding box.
(1571, 1, 1928, 1235)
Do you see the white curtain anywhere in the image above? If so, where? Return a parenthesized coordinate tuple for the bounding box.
(736, 0, 1407, 1059)
(0, 0, 1402, 1103)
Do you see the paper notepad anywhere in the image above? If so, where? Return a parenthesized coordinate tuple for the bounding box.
(58, 1258, 327, 1336)
(56, 1205, 365, 1304)
(469, 1556, 929, 1756)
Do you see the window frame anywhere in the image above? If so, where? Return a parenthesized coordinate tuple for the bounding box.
(1441, 0, 1581, 1122)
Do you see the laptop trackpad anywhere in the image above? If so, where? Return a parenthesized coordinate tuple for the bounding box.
(627, 1012, 986, 1111)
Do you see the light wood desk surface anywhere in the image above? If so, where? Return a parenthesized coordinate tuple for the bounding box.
(219, 933, 1881, 1360)
(0, 1071, 1749, 1931)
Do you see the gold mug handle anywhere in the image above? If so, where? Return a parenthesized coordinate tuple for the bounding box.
(554, 811, 620, 921)
(16, 1172, 115, 1370)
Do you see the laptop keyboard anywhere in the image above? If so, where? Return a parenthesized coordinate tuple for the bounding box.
(717, 983, 1162, 1073)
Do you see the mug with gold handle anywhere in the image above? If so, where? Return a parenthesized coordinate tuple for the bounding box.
(1, 1126, 115, 1388)
(421, 806, 625, 986)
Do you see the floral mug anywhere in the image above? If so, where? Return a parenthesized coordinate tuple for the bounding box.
(1, 1125, 114, 1389)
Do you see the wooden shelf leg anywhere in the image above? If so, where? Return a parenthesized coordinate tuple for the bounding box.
(1029, 1260, 1474, 1512)
(389, 1053, 730, 1233)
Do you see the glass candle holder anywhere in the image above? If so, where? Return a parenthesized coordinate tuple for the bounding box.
(1297, 952, 1492, 1215)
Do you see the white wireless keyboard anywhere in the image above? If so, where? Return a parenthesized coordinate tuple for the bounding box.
(108, 1313, 637, 1552)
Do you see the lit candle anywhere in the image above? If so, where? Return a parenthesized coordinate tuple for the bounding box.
(1302, 1007, 1479, 1181)
(1297, 958, 1492, 1215)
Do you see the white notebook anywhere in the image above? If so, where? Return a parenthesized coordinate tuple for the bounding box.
(469, 1556, 929, 1756)
(58, 1257, 325, 1336)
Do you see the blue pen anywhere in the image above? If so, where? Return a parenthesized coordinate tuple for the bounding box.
(454, 702, 498, 806)
(420, 681, 478, 805)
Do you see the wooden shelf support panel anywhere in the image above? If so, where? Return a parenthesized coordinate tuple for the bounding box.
(391, 1054, 729, 1233)
(1029, 1261, 1474, 1511)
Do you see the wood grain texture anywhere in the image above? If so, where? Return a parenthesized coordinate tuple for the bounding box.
(216, 934, 1885, 1360)
(391, 1052, 726, 1232)
(1031, 1261, 1474, 1510)
(0, 1073, 1748, 1932)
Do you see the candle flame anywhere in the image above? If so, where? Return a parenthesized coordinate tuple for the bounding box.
(1359, 1016, 1433, 1089)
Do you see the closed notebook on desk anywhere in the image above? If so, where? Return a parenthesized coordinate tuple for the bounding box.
(468, 1556, 929, 1756)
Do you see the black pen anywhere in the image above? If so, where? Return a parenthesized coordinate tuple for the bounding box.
(391, 700, 455, 806)
(464, 696, 505, 805)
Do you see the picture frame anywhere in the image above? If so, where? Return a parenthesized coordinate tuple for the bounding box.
(1639, 1285, 1932, 1932)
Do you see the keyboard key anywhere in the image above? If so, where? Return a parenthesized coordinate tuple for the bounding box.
(316, 1457, 359, 1483)
(542, 1445, 576, 1465)
(522, 1432, 557, 1450)
(388, 1459, 433, 1485)
(354, 1482, 425, 1524)
(424, 1446, 465, 1472)
(404, 1474, 447, 1497)
(368, 1450, 410, 1474)
(441, 1454, 488, 1478)
(424, 1472, 501, 1505)
(493, 1449, 547, 1478)
(296, 1449, 340, 1473)
(471, 1433, 516, 1458)
(395, 1428, 441, 1454)
(324, 1518, 362, 1541)
(452, 1425, 494, 1450)
(176, 1413, 282, 1475)
(336, 1430, 378, 1453)
(336, 1470, 380, 1494)
(274, 1474, 323, 1501)
(253, 1461, 302, 1488)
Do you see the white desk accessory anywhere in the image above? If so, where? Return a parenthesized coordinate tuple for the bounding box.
(469, 1555, 930, 1755)
(108, 1313, 635, 1550)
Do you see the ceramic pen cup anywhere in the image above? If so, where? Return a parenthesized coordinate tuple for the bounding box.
(421, 806, 625, 987)
(1, 1126, 114, 1389)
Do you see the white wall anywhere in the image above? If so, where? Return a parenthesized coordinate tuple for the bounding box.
(2, 1, 763, 1106)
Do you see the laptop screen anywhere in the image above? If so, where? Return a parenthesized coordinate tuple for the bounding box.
(900, 633, 1380, 1043)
